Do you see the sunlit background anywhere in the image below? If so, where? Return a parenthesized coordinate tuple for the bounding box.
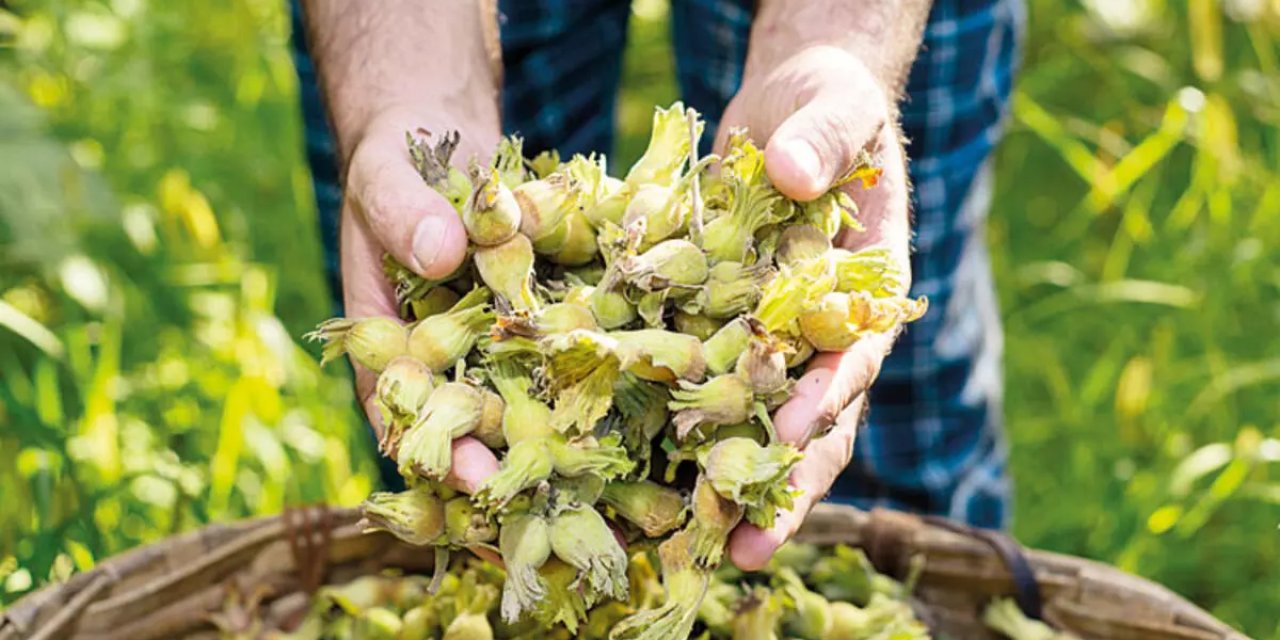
(1, 1, 1278, 636)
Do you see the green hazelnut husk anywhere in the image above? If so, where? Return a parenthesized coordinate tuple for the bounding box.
(685, 260, 773, 319)
(699, 180, 783, 264)
(687, 477, 744, 569)
(548, 503, 630, 602)
(673, 309, 725, 341)
(538, 301, 599, 334)
(410, 286, 461, 321)
(546, 211, 599, 266)
(473, 438, 554, 511)
(471, 387, 506, 449)
(698, 437, 803, 529)
(601, 480, 688, 537)
(731, 587, 789, 640)
(489, 360, 558, 446)
(607, 239, 709, 295)
(443, 495, 498, 546)
(586, 176, 632, 227)
(589, 285, 638, 329)
(625, 101, 702, 188)
(396, 382, 485, 480)
(703, 317, 754, 376)
(474, 234, 539, 313)
(515, 174, 582, 250)
(609, 530, 710, 640)
(669, 373, 755, 440)
(307, 316, 409, 373)
(612, 329, 707, 383)
(491, 134, 528, 189)
(356, 606, 403, 640)
(528, 149, 561, 179)
(357, 486, 445, 546)
(406, 287, 494, 372)
(734, 335, 791, 395)
(498, 512, 553, 623)
(463, 168, 522, 246)
(776, 224, 833, 268)
(373, 355, 436, 454)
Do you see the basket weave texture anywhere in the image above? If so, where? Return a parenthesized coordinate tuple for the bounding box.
(0, 504, 1248, 640)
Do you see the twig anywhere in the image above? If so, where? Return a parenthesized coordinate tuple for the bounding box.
(686, 110, 704, 242)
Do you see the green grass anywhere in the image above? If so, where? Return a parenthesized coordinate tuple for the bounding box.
(1, 1, 1278, 637)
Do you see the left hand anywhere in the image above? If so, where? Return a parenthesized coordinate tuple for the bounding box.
(715, 44, 913, 571)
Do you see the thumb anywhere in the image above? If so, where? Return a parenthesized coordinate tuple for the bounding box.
(764, 91, 888, 202)
(347, 134, 469, 280)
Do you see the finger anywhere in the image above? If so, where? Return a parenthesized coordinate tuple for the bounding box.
(712, 98, 748, 156)
(771, 331, 895, 445)
(347, 131, 469, 280)
(729, 395, 865, 571)
(764, 89, 888, 202)
(443, 436, 500, 495)
(357, 366, 384, 439)
(468, 545, 505, 568)
(832, 124, 911, 260)
(342, 204, 402, 442)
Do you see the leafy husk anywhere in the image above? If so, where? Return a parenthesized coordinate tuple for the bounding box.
(463, 167, 522, 247)
(697, 438, 803, 529)
(373, 356, 436, 454)
(396, 382, 485, 480)
(307, 316, 409, 373)
(407, 287, 494, 372)
(357, 486, 446, 546)
(498, 512, 552, 623)
(669, 373, 755, 440)
(601, 480, 688, 537)
(474, 235, 539, 313)
(548, 503, 630, 602)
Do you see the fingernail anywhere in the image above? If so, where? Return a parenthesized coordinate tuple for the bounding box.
(784, 139, 824, 186)
(411, 215, 449, 275)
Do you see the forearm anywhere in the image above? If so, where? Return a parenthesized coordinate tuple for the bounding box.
(301, 0, 501, 164)
(750, 0, 932, 100)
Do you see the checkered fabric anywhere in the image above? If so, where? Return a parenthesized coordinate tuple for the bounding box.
(289, 0, 1024, 529)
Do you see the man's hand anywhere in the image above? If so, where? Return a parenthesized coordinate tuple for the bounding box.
(340, 108, 500, 493)
(303, 1, 503, 493)
(717, 0, 931, 571)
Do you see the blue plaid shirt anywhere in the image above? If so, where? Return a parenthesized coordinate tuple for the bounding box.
(290, 0, 1024, 529)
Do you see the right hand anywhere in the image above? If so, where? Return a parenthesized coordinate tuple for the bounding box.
(339, 106, 501, 494)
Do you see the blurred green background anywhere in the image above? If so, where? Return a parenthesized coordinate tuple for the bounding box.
(1, 0, 1277, 637)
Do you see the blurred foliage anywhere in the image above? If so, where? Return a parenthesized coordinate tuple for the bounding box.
(1, 0, 1278, 638)
(994, 1, 1280, 636)
(0, 0, 375, 604)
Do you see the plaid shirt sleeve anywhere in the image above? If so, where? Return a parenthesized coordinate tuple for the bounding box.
(289, 0, 1025, 529)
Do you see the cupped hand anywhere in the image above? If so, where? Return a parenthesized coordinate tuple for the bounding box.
(339, 106, 501, 494)
(715, 45, 914, 571)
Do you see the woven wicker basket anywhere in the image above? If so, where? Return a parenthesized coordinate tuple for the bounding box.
(0, 504, 1247, 640)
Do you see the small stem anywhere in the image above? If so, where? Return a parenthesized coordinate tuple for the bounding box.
(687, 110, 704, 242)
(755, 401, 779, 444)
(429, 546, 450, 594)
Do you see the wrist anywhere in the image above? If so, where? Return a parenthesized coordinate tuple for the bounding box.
(303, 1, 502, 164)
(747, 0, 930, 99)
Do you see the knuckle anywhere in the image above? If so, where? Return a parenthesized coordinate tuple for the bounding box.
(359, 166, 406, 218)
(858, 351, 884, 387)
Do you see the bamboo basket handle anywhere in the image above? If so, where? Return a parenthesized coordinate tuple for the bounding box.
(921, 514, 1043, 619)
(26, 572, 115, 640)
(860, 507, 1043, 618)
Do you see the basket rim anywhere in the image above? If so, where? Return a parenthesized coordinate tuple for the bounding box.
(0, 503, 1249, 640)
